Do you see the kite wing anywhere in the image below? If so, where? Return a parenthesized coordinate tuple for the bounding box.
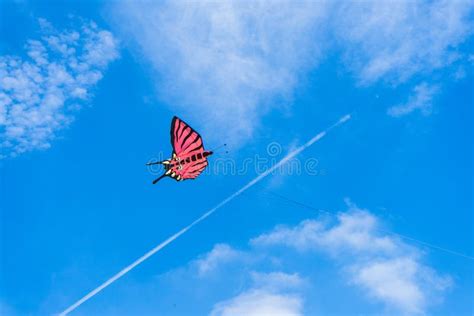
(171, 116, 204, 157)
(169, 116, 209, 180)
(176, 158, 208, 180)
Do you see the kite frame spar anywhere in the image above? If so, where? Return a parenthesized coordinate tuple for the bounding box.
(58, 114, 352, 316)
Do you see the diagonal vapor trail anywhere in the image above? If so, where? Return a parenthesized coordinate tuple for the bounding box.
(58, 114, 351, 316)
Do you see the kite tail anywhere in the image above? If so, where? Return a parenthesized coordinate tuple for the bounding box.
(152, 174, 167, 184)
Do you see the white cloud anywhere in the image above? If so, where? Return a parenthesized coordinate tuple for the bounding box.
(351, 257, 451, 315)
(110, 0, 473, 134)
(210, 271, 305, 316)
(335, 0, 474, 84)
(0, 19, 119, 157)
(252, 201, 452, 314)
(183, 201, 451, 315)
(194, 243, 243, 276)
(388, 83, 439, 117)
(191, 244, 306, 315)
(110, 0, 328, 145)
(353, 258, 423, 313)
(58, 201, 453, 315)
(250, 271, 304, 292)
(251, 209, 398, 255)
(210, 290, 303, 316)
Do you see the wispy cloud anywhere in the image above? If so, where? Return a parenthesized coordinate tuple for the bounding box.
(210, 270, 305, 316)
(250, 271, 305, 292)
(350, 257, 450, 315)
(110, 0, 473, 133)
(110, 0, 328, 145)
(210, 289, 303, 316)
(335, 0, 474, 84)
(195, 243, 244, 276)
(388, 83, 440, 117)
(0, 19, 119, 157)
(185, 200, 452, 315)
(252, 200, 452, 314)
(54, 200, 453, 315)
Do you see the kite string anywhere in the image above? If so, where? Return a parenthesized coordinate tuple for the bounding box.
(57, 113, 352, 316)
(211, 143, 227, 152)
(259, 190, 474, 261)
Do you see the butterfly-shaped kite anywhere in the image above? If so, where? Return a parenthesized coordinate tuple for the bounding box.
(147, 116, 213, 184)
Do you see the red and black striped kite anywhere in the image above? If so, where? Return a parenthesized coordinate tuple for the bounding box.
(147, 116, 213, 184)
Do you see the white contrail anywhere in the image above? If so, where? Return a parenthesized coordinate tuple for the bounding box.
(58, 114, 351, 316)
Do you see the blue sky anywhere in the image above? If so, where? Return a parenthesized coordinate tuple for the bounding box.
(1, 1, 473, 315)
